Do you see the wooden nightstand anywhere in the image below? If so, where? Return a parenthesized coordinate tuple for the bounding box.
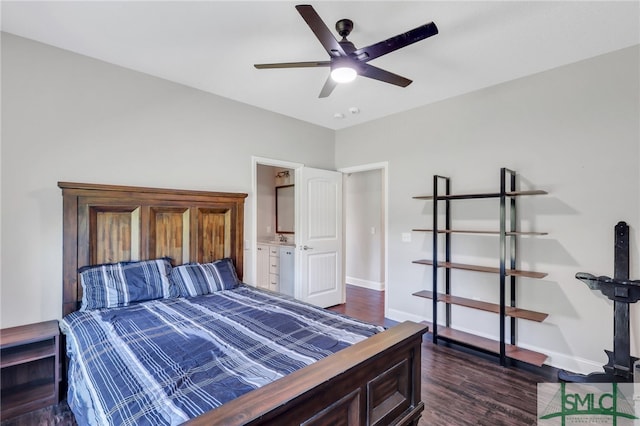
(0, 320, 60, 421)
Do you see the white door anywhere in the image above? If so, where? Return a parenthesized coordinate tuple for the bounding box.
(296, 167, 344, 307)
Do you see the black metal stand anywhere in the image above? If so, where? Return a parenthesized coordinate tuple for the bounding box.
(558, 221, 640, 383)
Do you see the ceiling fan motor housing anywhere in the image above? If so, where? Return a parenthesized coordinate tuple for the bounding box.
(336, 19, 353, 38)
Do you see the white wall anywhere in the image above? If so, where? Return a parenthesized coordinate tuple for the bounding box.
(335, 45, 640, 373)
(345, 169, 384, 290)
(0, 33, 334, 328)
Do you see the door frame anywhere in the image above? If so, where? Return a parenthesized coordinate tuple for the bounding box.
(338, 162, 389, 317)
(251, 156, 303, 286)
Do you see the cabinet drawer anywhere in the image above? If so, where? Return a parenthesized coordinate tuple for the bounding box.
(269, 262, 279, 275)
(269, 247, 279, 256)
(269, 274, 279, 292)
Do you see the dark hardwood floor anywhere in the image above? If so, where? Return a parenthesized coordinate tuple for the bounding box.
(3, 285, 556, 425)
(328, 284, 557, 426)
(328, 283, 387, 326)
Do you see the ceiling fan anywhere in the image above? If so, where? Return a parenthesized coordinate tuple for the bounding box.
(254, 4, 438, 98)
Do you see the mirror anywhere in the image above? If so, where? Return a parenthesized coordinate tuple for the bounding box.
(276, 185, 294, 234)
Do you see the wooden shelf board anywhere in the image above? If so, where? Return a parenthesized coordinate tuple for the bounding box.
(413, 290, 548, 322)
(413, 189, 547, 201)
(508, 307, 549, 322)
(412, 229, 547, 236)
(418, 321, 547, 367)
(0, 320, 59, 348)
(413, 229, 500, 235)
(436, 327, 548, 366)
(506, 190, 548, 197)
(1, 340, 56, 368)
(412, 259, 547, 279)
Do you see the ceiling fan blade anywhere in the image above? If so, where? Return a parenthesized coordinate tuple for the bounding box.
(359, 63, 412, 87)
(318, 75, 338, 98)
(254, 61, 330, 69)
(351, 22, 438, 63)
(296, 5, 346, 57)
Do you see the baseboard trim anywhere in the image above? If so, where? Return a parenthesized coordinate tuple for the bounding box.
(345, 277, 384, 291)
(386, 308, 606, 376)
(387, 308, 425, 324)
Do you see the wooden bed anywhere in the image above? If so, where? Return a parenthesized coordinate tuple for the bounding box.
(59, 181, 427, 426)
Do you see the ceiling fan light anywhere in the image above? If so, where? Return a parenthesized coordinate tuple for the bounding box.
(330, 66, 357, 83)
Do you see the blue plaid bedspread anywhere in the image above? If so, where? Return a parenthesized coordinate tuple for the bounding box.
(60, 285, 384, 426)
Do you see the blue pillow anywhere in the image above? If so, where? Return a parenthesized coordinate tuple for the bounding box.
(170, 263, 218, 297)
(171, 258, 239, 297)
(79, 262, 125, 310)
(120, 258, 177, 300)
(210, 258, 241, 289)
(79, 258, 175, 310)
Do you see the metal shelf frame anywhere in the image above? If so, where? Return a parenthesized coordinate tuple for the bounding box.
(423, 167, 546, 366)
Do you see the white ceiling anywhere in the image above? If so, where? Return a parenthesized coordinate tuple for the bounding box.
(2, 1, 639, 130)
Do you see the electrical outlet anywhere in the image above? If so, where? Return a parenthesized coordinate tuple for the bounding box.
(401, 232, 411, 242)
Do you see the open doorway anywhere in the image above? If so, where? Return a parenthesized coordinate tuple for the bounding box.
(256, 164, 295, 244)
(252, 157, 344, 308)
(252, 157, 302, 289)
(340, 162, 388, 316)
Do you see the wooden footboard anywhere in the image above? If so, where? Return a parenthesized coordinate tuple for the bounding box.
(186, 321, 428, 426)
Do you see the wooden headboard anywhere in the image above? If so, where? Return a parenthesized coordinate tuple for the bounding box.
(59, 182, 248, 316)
